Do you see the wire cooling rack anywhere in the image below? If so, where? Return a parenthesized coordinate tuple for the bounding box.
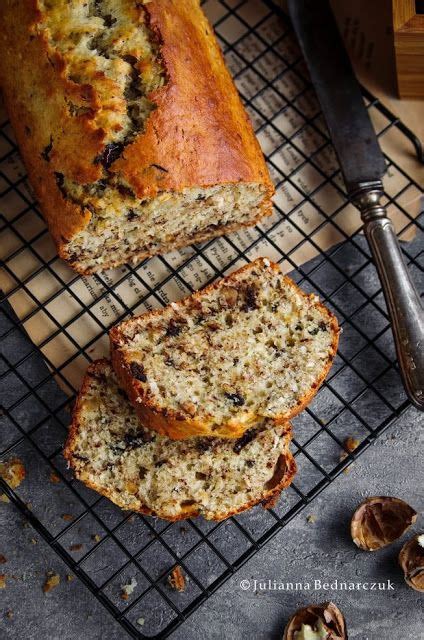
(1, 1, 423, 638)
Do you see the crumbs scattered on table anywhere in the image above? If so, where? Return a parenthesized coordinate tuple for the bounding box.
(0, 554, 6, 564)
(91, 533, 101, 543)
(49, 470, 61, 484)
(43, 571, 60, 593)
(5, 609, 13, 619)
(0, 458, 26, 500)
(121, 576, 137, 600)
(137, 617, 145, 627)
(168, 565, 186, 592)
(344, 437, 360, 453)
(340, 436, 360, 472)
(62, 513, 74, 522)
(307, 514, 317, 524)
(69, 544, 83, 552)
(0, 574, 6, 589)
(66, 574, 74, 582)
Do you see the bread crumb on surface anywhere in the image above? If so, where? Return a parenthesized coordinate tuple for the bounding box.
(306, 514, 316, 524)
(61, 513, 74, 522)
(0, 458, 26, 490)
(0, 554, 6, 564)
(43, 572, 60, 593)
(137, 618, 145, 627)
(344, 436, 360, 453)
(5, 609, 13, 619)
(168, 566, 186, 592)
(121, 576, 137, 600)
(340, 436, 360, 472)
(91, 534, 101, 543)
(69, 544, 83, 552)
(49, 470, 61, 484)
(0, 574, 6, 589)
(66, 574, 74, 582)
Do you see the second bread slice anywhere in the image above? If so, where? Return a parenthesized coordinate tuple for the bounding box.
(110, 258, 339, 439)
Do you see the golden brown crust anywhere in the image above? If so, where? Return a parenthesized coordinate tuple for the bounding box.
(64, 359, 296, 521)
(111, 0, 272, 199)
(110, 258, 340, 440)
(0, 0, 273, 272)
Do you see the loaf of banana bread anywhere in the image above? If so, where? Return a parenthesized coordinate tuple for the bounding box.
(64, 360, 296, 521)
(0, 0, 273, 273)
(110, 258, 340, 439)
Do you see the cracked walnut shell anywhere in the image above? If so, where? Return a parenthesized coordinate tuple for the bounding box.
(399, 534, 424, 592)
(350, 496, 417, 551)
(283, 601, 347, 640)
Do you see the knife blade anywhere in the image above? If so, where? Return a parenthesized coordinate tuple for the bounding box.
(287, 0, 424, 409)
(287, 0, 386, 190)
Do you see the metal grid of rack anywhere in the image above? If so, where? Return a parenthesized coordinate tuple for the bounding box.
(0, 1, 423, 638)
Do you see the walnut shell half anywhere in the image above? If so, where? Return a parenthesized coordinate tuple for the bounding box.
(350, 497, 417, 551)
(283, 601, 347, 640)
(399, 534, 424, 592)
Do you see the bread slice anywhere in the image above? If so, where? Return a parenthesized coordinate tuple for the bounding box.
(64, 360, 296, 521)
(110, 258, 339, 440)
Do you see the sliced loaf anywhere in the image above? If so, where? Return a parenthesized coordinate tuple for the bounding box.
(110, 258, 340, 439)
(64, 360, 297, 521)
(0, 0, 273, 273)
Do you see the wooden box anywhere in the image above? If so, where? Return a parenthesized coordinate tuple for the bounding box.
(393, 0, 424, 98)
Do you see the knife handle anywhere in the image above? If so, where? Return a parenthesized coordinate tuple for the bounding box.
(351, 181, 424, 410)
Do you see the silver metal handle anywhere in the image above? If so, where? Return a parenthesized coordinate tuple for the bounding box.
(351, 181, 424, 410)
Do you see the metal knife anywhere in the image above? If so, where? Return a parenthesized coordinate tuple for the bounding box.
(287, 0, 424, 409)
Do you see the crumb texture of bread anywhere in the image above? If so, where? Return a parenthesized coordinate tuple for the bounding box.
(64, 360, 296, 521)
(0, 0, 273, 273)
(110, 258, 340, 439)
